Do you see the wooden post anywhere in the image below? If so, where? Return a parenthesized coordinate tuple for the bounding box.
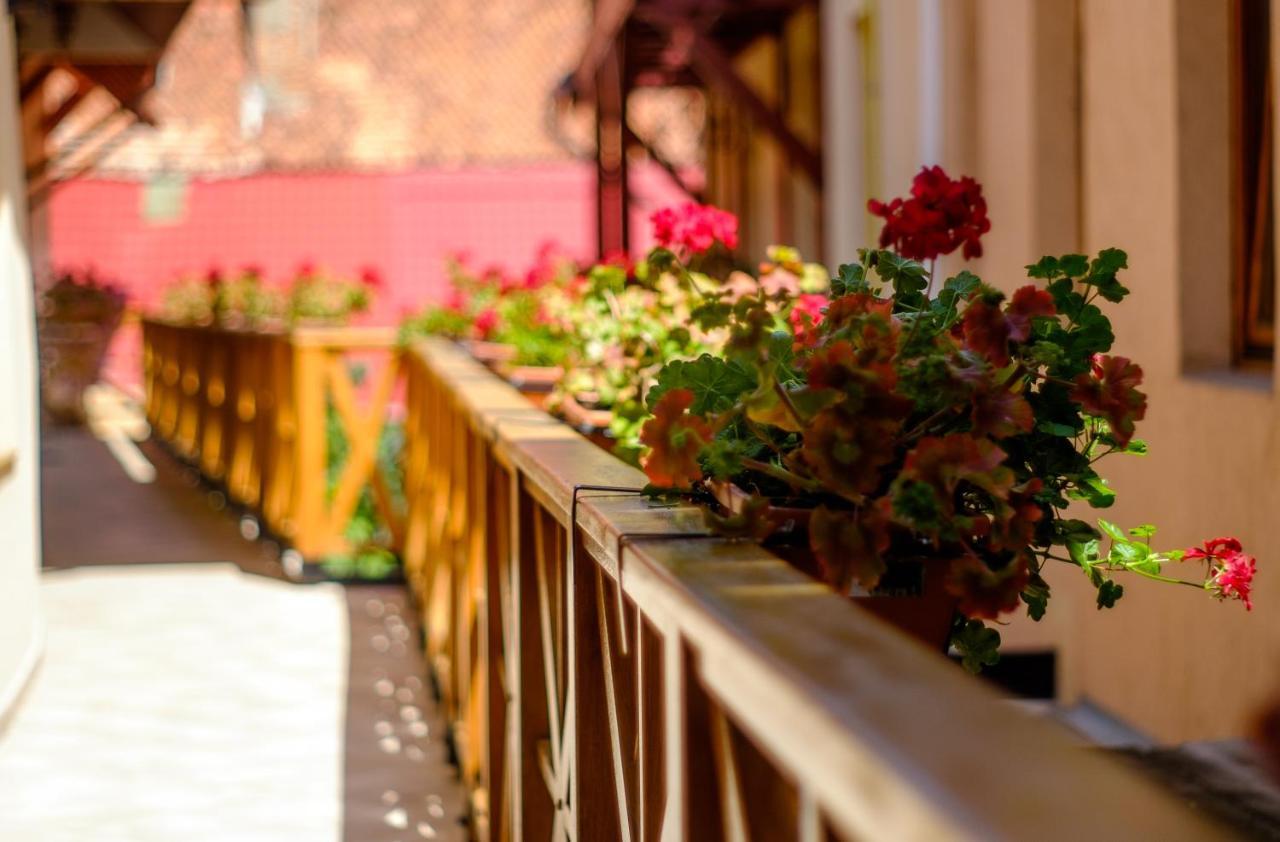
(289, 338, 328, 558)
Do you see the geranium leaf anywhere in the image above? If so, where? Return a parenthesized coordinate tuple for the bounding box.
(832, 262, 871, 296)
(647, 355, 755, 415)
(952, 619, 1002, 673)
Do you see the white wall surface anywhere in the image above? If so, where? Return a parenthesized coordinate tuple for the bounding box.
(0, 14, 44, 723)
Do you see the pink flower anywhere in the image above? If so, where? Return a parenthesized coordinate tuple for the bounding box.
(1214, 553, 1257, 611)
(473, 306, 500, 340)
(651, 203, 739, 255)
(1187, 536, 1256, 611)
(789, 294, 828, 350)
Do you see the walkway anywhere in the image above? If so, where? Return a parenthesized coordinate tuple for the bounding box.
(0, 411, 466, 841)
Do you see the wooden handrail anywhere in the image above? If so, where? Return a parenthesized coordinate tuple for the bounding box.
(140, 318, 402, 560)
(404, 337, 1227, 841)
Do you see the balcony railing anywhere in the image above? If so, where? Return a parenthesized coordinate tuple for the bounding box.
(141, 319, 402, 559)
(141, 322, 1228, 839)
(400, 338, 1225, 841)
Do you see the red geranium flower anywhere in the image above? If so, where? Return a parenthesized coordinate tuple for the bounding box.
(1069, 354, 1148, 447)
(788, 293, 828, 350)
(473, 306, 500, 340)
(359, 266, 383, 288)
(651, 202, 740, 255)
(1187, 536, 1256, 610)
(867, 166, 991, 261)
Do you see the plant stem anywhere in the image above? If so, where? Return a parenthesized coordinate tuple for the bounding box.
(772, 381, 807, 430)
(740, 457, 820, 493)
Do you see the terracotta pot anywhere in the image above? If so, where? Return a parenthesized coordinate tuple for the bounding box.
(497, 363, 562, 408)
(709, 480, 958, 651)
(559, 393, 617, 453)
(461, 339, 517, 370)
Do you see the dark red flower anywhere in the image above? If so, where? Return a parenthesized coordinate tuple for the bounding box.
(970, 385, 1034, 438)
(1069, 354, 1148, 446)
(946, 553, 1031, 619)
(1004, 285, 1056, 341)
(651, 202, 740, 255)
(961, 298, 1013, 366)
(867, 166, 991, 261)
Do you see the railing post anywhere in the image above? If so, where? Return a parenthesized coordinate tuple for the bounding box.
(289, 333, 329, 558)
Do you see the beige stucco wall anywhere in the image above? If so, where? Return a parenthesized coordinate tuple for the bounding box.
(820, 0, 1280, 740)
(1061, 0, 1280, 742)
(0, 16, 44, 723)
(956, 0, 1279, 741)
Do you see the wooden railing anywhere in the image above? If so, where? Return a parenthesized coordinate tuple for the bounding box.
(402, 337, 1227, 842)
(141, 319, 402, 559)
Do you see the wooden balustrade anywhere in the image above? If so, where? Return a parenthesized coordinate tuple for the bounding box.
(401, 337, 1227, 842)
(141, 319, 403, 560)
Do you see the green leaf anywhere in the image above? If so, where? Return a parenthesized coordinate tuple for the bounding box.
(691, 300, 732, 331)
(1054, 518, 1100, 543)
(872, 251, 929, 307)
(1060, 254, 1090, 277)
(1067, 536, 1102, 573)
(1096, 579, 1124, 609)
(1097, 519, 1126, 541)
(1128, 524, 1156, 539)
(1069, 474, 1116, 509)
(1026, 256, 1061, 280)
(1122, 438, 1148, 455)
(952, 619, 1002, 674)
(1084, 248, 1130, 303)
(832, 263, 870, 296)
(1021, 575, 1050, 621)
(647, 355, 755, 415)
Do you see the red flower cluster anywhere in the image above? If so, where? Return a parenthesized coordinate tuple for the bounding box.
(359, 266, 383, 289)
(1187, 537, 1256, 611)
(651, 203, 740, 255)
(868, 166, 991, 261)
(472, 306, 500, 340)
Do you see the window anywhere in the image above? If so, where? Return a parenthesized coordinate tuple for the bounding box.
(1234, 0, 1275, 361)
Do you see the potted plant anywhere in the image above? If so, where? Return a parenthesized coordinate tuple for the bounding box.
(553, 203, 807, 461)
(402, 245, 581, 405)
(637, 167, 1256, 669)
(38, 268, 128, 423)
(285, 262, 376, 326)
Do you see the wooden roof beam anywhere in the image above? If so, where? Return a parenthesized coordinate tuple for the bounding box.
(637, 5, 822, 186)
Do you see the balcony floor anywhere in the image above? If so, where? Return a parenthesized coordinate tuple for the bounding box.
(0, 419, 466, 841)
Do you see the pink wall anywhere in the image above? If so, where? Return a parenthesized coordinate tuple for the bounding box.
(46, 161, 686, 323)
(45, 161, 687, 390)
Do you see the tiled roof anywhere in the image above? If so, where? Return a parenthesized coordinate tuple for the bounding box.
(49, 0, 702, 179)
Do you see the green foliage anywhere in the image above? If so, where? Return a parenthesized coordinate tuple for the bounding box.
(953, 619, 1002, 674)
(646, 355, 755, 415)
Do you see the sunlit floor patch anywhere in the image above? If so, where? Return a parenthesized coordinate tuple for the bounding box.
(0, 564, 347, 842)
